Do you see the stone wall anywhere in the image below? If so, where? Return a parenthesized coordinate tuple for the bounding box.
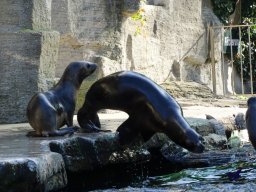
(121, 0, 223, 93)
(52, 0, 123, 77)
(0, 0, 223, 123)
(52, 0, 223, 94)
(0, 0, 59, 123)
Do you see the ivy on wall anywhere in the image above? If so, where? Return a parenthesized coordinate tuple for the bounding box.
(131, 8, 146, 36)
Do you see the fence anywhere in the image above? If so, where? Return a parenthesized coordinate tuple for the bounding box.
(209, 24, 256, 95)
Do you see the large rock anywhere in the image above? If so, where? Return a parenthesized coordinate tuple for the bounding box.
(49, 133, 151, 172)
(50, 0, 224, 95)
(187, 117, 215, 136)
(0, 125, 67, 192)
(120, 0, 223, 92)
(0, 31, 59, 123)
(0, 0, 52, 32)
(0, 154, 67, 192)
(52, 0, 123, 77)
(0, 0, 59, 123)
(122, 0, 142, 16)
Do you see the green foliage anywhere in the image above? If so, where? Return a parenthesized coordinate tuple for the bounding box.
(212, 0, 256, 24)
(131, 8, 146, 36)
(211, 0, 235, 24)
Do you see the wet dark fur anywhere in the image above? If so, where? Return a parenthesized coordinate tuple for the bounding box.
(246, 97, 256, 149)
(78, 71, 204, 153)
(26, 61, 97, 137)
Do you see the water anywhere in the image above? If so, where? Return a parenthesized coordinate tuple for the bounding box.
(91, 161, 256, 192)
(147, 162, 256, 185)
(138, 161, 256, 191)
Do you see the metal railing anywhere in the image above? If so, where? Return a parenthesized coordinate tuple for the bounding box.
(209, 24, 256, 95)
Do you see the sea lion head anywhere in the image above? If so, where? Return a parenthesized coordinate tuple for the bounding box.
(181, 128, 205, 153)
(62, 61, 97, 86)
(247, 96, 256, 107)
(166, 114, 205, 153)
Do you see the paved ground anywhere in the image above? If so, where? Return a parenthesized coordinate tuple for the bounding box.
(0, 98, 248, 159)
(0, 97, 250, 192)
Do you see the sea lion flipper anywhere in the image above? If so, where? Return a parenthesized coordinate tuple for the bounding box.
(82, 120, 111, 133)
(47, 126, 79, 136)
(116, 118, 138, 145)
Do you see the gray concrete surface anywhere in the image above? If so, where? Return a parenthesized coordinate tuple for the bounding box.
(0, 104, 247, 159)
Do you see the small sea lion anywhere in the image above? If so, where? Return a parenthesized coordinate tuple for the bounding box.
(26, 61, 97, 137)
(233, 113, 246, 130)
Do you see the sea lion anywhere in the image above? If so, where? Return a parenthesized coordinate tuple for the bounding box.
(233, 112, 246, 130)
(246, 97, 256, 149)
(77, 71, 204, 153)
(26, 61, 97, 137)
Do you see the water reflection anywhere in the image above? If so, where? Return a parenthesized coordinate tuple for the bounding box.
(146, 161, 256, 187)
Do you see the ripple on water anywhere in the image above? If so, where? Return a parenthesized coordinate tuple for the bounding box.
(143, 161, 256, 191)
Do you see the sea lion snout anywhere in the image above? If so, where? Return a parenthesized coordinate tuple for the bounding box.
(181, 129, 205, 153)
(78, 61, 97, 76)
(85, 62, 97, 74)
(192, 141, 205, 153)
(183, 136, 205, 153)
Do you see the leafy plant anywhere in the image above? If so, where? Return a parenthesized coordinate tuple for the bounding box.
(131, 8, 146, 36)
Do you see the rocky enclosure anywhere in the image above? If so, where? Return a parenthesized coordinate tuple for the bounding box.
(0, 0, 223, 123)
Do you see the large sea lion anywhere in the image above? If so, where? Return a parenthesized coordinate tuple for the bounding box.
(77, 71, 204, 153)
(27, 61, 97, 137)
(246, 97, 256, 149)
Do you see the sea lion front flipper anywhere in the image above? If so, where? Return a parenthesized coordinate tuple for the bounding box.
(116, 118, 139, 145)
(47, 126, 79, 137)
(26, 126, 79, 137)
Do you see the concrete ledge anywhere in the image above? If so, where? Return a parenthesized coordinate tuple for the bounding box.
(0, 125, 67, 192)
(0, 153, 67, 192)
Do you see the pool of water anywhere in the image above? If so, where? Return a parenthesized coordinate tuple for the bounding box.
(92, 161, 256, 192)
(146, 161, 256, 186)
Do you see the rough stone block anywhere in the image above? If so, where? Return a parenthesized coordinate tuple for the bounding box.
(49, 133, 151, 172)
(93, 55, 122, 77)
(122, 0, 141, 16)
(0, 153, 67, 192)
(0, 0, 52, 32)
(0, 31, 59, 123)
(187, 118, 215, 136)
(51, 0, 72, 34)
